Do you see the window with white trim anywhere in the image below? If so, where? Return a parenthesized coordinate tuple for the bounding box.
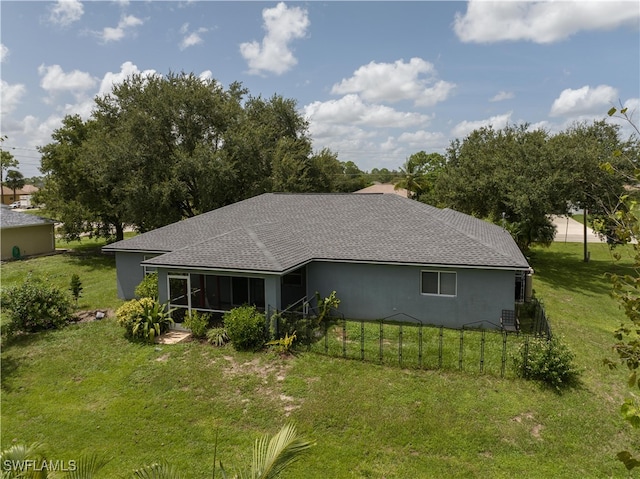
(421, 271, 457, 296)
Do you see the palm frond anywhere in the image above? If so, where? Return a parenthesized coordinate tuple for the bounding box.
(132, 461, 183, 479)
(251, 423, 314, 479)
(56, 453, 111, 479)
(0, 442, 47, 479)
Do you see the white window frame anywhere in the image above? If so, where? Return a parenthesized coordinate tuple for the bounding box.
(420, 270, 457, 297)
(168, 273, 191, 310)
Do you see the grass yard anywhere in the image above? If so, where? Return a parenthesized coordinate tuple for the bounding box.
(1, 240, 640, 477)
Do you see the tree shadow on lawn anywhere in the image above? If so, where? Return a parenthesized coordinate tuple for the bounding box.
(64, 249, 116, 272)
(0, 333, 45, 393)
(528, 249, 633, 297)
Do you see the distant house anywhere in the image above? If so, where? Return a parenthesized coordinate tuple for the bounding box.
(355, 183, 408, 197)
(103, 193, 530, 330)
(1, 209, 55, 260)
(1, 184, 39, 206)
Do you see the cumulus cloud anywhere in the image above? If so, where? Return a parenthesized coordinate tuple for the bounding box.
(454, 0, 640, 44)
(179, 23, 208, 50)
(97, 61, 157, 97)
(304, 94, 431, 129)
(490, 91, 514, 102)
(451, 112, 513, 138)
(397, 130, 446, 148)
(49, 0, 84, 27)
(549, 85, 618, 117)
(97, 14, 144, 43)
(331, 58, 455, 106)
(0, 44, 8, 62)
(38, 64, 97, 95)
(1, 80, 27, 116)
(240, 2, 309, 75)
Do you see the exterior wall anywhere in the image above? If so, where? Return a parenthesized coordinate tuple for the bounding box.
(306, 261, 517, 329)
(1, 225, 54, 260)
(114, 252, 147, 299)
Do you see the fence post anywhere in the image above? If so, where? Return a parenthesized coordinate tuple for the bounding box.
(459, 329, 464, 371)
(480, 329, 486, 374)
(523, 335, 530, 376)
(399, 324, 403, 367)
(379, 321, 384, 363)
(324, 319, 328, 354)
(342, 319, 347, 358)
(501, 331, 507, 378)
(438, 326, 443, 369)
(360, 321, 365, 360)
(418, 324, 423, 368)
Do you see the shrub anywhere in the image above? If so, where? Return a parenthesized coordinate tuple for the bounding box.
(184, 311, 210, 339)
(1, 274, 74, 334)
(135, 272, 158, 300)
(207, 327, 230, 347)
(223, 305, 267, 351)
(116, 298, 173, 343)
(69, 273, 83, 309)
(267, 331, 297, 355)
(513, 335, 580, 391)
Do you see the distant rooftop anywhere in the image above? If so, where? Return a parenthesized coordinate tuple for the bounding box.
(1, 209, 54, 229)
(355, 183, 408, 197)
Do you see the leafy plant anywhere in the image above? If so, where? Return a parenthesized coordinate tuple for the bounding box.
(69, 273, 83, 309)
(267, 331, 297, 355)
(1, 273, 74, 335)
(132, 460, 184, 479)
(135, 272, 158, 300)
(207, 327, 230, 347)
(116, 298, 174, 343)
(223, 306, 267, 351)
(218, 423, 314, 479)
(183, 311, 210, 339)
(513, 335, 580, 391)
(315, 291, 340, 325)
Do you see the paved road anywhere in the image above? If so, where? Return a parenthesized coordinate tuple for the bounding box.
(551, 215, 604, 243)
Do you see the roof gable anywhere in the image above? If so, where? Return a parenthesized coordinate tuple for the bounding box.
(104, 193, 530, 272)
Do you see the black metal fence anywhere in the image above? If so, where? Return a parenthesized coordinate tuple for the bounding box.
(270, 300, 552, 379)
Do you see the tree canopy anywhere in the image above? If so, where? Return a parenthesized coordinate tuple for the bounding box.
(38, 72, 361, 241)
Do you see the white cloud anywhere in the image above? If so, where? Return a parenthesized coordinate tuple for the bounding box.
(304, 94, 431, 129)
(549, 85, 618, 117)
(49, 0, 84, 27)
(0, 44, 8, 63)
(490, 91, 514, 102)
(179, 23, 208, 50)
(454, 1, 640, 44)
(1, 80, 27, 116)
(198, 70, 214, 81)
(451, 112, 513, 138)
(38, 64, 97, 95)
(331, 58, 455, 106)
(97, 61, 157, 97)
(240, 2, 309, 76)
(97, 14, 144, 43)
(397, 130, 446, 148)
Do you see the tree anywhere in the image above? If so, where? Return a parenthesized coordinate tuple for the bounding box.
(1, 137, 18, 204)
(435, 124, 562, 251)
(550, 120, 630, 261)
(602, 105, 640, 472)
(5, 169, 25, 202)
(69, 273, 83, 309)
(394, 153, 429, 199)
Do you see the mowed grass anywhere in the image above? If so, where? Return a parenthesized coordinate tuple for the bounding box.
(2, 240, 640, 478)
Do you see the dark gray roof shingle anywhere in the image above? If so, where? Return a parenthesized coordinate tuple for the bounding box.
(103, 193, 530, 272)
(1, 209, 55, 229)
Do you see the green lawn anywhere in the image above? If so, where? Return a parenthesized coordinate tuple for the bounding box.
(1, 240, 639, 478)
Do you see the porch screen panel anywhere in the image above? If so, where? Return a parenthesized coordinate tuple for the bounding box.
(169, 276, 189, 306)
(232, 277, 249, 305)
(249, 278, 265, 308)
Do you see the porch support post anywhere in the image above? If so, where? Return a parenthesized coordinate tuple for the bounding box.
(264, 275, 282, 316)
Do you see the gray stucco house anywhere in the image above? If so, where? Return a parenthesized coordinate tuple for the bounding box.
(103, 193, 531, 329)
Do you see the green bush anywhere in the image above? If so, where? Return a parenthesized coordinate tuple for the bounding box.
(1, 274, 74, 334)
(135, 272, 158, 300)
(223, 306, 267, 351)
(184, 311, 210, 339)
(116, 298, 173, 343)
(513, 335, 580, 391)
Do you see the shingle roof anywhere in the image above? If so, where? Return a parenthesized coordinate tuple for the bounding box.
(103, 193, 530, 272)
(0, 209, 55, 229)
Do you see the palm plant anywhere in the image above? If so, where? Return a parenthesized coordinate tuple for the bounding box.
(219, 423, 314, 479)
(394, 158, 428, 200)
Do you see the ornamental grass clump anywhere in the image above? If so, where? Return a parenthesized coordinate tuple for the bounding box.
(116, 298, 173, 343)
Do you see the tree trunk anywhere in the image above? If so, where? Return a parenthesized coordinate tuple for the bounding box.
(115, 222, 124, 242)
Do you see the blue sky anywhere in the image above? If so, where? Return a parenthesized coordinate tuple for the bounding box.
(1, 1, 639, 178)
